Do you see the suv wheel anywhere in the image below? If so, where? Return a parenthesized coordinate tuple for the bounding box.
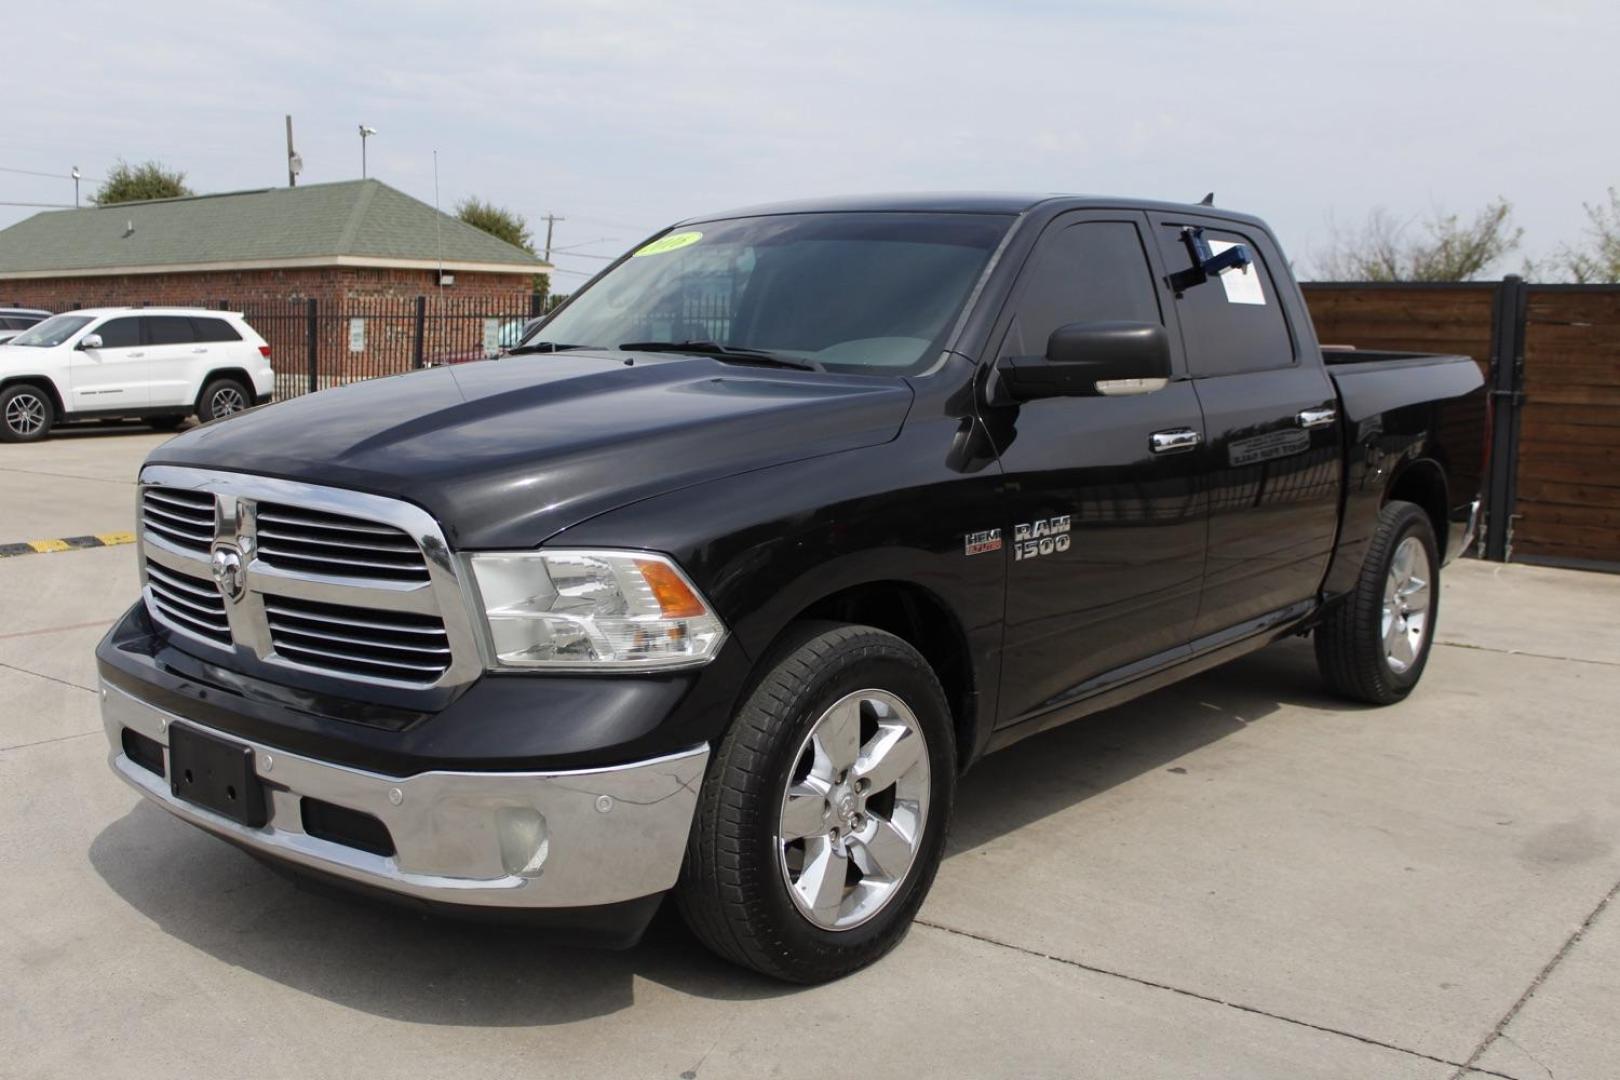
(1315, 500, 1440, 704)
(1, 383, 54, 442)
(676, 622, 956, 983)
(197, 377, 251, 423)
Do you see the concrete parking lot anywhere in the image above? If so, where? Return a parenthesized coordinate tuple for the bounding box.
(2, 425, 1617, 1080)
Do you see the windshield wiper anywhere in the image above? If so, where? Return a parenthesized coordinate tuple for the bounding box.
(617, 340, 823, 372)
(506, 341, 592, 355)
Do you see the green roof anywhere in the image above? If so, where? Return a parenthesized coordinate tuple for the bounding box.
(0, 180, 547, 277)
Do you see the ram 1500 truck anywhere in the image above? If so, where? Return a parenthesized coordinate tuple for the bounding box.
(99, 194, 1486, 982)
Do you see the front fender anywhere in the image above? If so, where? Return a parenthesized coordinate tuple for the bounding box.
(551, 420, 1008, 760)
(0, 372, 68, 417)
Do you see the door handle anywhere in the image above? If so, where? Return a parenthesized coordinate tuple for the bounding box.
(192, 347, 208, 354)
(127, 351, 145, 358)
(1298, 407, 1337, 429)
(1150, 428, 1202, 455)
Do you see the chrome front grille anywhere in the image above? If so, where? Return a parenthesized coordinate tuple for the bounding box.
(255, 502, 431, 583)
(136, 466, 480, 691)
(141, 487, 215, 555)
(265, 594, 452, 682)
(145, 561, 231, 645)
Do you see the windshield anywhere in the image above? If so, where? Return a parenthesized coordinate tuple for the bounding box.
(8, 314, 93, 348)
(531, 212, 1012, 374)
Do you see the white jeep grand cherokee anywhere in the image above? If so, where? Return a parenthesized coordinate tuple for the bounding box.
(0, 307, 275, 442)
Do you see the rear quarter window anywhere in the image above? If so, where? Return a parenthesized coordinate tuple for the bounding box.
(190, 317, 243, 343)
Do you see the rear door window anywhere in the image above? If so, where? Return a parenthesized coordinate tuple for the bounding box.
(1154, 224, 1294, 377)
(145, 316, 197, 346)
(95, 317, 142, 348)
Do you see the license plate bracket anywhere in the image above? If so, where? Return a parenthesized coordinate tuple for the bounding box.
(168, 724, 268, 828)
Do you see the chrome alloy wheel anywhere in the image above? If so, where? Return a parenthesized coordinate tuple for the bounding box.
(210, 385, 248, 417)
(5, 391, 46, 436)
(1382, 535, 1432, 674)
(777, 689, 932, 932)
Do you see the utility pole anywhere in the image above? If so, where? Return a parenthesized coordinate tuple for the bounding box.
(71, 166, 81, 207)
(285, 115, 302, 187)
(541, 213, 565, 263)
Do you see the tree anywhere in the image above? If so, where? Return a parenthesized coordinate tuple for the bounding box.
(456, 197, 534, 254)
(92, 159, 193, 205)
(1552, 187, 1620, 283)
(1315, 199, 1522, 282)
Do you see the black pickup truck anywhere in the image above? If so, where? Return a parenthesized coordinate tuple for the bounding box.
(99, 194, 1486, 982)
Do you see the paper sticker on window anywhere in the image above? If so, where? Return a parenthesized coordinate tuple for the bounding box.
(633, 231, 703, 257)
(1209, 240, 1266, 305)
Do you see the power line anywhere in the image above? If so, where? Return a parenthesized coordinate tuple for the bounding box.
(568, 215, 659, 233)
(0, 200, 74, 208)
(0, 165, 102, 183)
(548, 236, 619, 253)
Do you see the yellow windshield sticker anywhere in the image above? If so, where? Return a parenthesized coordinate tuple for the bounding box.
(633, 231, 703, 257)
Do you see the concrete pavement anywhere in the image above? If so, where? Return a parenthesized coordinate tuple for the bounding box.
(2, 429, 1617, 1079)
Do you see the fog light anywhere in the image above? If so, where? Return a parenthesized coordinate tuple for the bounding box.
(496, 807, 549, 877)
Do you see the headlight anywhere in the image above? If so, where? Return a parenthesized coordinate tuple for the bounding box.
(468, 549, 727, 671)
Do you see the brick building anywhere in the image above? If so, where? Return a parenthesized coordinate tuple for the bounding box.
(0, 180, 552, 391)
(0, 179, 548, 311)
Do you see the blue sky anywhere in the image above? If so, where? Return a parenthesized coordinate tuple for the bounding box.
(2, 0, 1616, 280)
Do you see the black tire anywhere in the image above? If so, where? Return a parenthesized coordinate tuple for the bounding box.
(0, 383, 54, 442)
(676, 622, 956, 983)
(196, 377, 252, 423)
(1315, 500, 1440, 705)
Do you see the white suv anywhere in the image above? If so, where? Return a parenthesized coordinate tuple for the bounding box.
(0, 308, 276, 442)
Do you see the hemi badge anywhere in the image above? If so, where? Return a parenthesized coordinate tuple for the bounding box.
(965, 529, 1002, 556)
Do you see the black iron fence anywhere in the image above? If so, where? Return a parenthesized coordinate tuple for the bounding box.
(230, 293, 568, 402)
(236, 278, 740, 401)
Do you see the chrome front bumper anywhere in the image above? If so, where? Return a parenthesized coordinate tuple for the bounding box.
(102, 681, 707, 909)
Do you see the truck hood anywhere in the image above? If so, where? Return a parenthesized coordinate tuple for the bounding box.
(147, 353, 913, 549)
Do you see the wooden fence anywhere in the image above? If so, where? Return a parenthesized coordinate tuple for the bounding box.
(1303, 280, 1620, 570)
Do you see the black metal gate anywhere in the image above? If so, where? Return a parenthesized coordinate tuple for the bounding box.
(237, 292, 564, 402)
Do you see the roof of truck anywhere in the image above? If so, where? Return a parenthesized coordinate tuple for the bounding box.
(677, 192, 1270, 228)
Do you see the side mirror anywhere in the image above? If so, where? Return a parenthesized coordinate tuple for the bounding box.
(79, 333, 104, 350)
(995, 321, 1171, 401)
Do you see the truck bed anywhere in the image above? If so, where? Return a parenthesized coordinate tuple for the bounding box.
(1321, 347, 1473, 369)
(1318, 346, 1488, 594)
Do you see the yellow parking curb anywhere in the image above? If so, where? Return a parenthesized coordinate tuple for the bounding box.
(0, 533, 138, 558)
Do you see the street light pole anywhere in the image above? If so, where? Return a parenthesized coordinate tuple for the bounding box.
(359, 125, 377, 178)
(71, 166, 80, 207)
